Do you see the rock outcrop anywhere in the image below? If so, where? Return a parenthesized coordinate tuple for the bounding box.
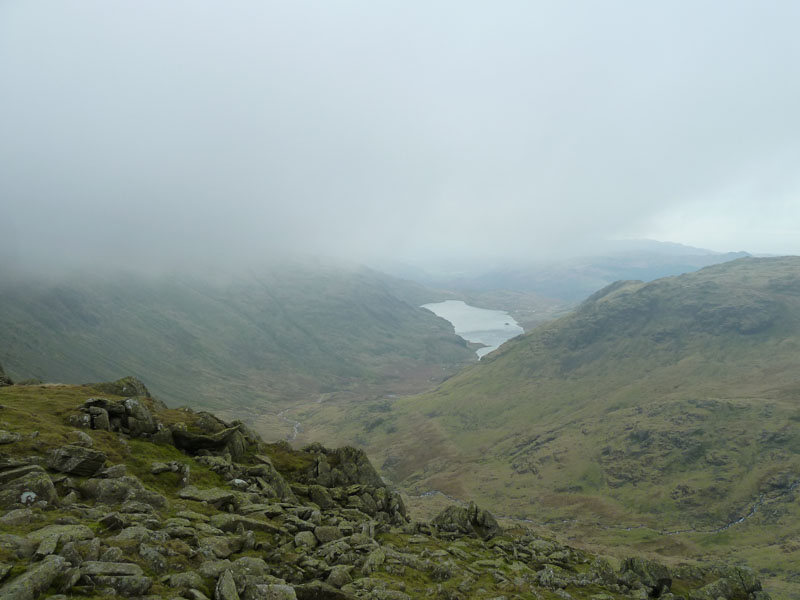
(431, 500, 502, 540)
(0, 377, 774, 600)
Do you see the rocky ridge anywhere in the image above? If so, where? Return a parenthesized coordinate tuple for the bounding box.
(0, 373, 773, 600)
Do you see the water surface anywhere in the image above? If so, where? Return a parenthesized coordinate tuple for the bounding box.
(422, 300, 523, 358)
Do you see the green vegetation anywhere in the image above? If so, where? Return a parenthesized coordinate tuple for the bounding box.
(0, 382, 772, 599)
(312, 257, 800, 596)
(0, 262, 475, 411)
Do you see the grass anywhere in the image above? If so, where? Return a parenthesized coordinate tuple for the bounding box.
(286, 257, 800, 597)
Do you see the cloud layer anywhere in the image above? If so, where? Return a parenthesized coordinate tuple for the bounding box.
(2, 1, 799, 272)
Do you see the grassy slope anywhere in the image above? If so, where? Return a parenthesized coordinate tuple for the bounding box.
(0, 263, 474, 411)
(328, 257, 800, 594)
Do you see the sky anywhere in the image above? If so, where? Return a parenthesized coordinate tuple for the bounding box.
(1, 1, 799, 273)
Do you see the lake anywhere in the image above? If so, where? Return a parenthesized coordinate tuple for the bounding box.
(421, 300, 524, 358)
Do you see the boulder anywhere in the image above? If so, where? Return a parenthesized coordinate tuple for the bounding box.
(209, 514, 283, 535)
(431, 502, 502, 540)
(326, 566, 352, 589)
(79, 475, 167, 509)
(313, 526, 342, 544)
(27, 524, 94, 544)
(0, 467, 58, 509)
(92, 575, 153, 596)
(89, 376, 151, 398)
(244, 584, 297, 600)
(293, 582, 355, 600)
(305, 446, 384, 489)
(0, 555, 66, 599)
(294, 531, 317, 549)
(47, 444, 107, 477)
(215, 569, 240, 600)
(620, 557, 672, 596)
(179, 486, 235, 507)
(81, 561, 144, 577)
(172, 425, 244, 457)
(251, 456, 297, 503)
(0, 430, 21, 444)
(123, 397, 158, 436)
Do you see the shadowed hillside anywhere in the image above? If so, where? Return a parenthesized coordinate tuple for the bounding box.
(0, 263, 474, 411)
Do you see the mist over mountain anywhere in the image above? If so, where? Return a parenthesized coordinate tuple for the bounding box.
(0, 261, 474, 411)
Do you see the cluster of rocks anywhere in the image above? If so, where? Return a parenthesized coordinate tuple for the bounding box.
(0, 377, 773, 600)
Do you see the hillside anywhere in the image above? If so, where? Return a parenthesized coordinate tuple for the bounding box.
(0, 376, 773, 600)
(0, 263, 474, 411)
(322, 257, 800, 595)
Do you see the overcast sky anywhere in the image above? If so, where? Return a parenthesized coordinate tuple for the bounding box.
(1, 1, 799, 272)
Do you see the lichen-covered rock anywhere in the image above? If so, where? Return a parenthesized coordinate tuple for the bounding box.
(244, 584, 297, 600)
(92, 575, 152, 596)
(326, 566, 352, 589)
(172, 424, 243, 455)
(88, 376, 151, 398)
(0, 467, 58, 509)
(81, 561, 144, 576)
(216, 569, 240, 600)
(620, 557, 672, 596)
(210, 513, 283, 535)
(179, 485, 235, 507)
(47, 444, 107, 477)
(0, 429, 21, 444)
(79, 475, 167, 509)
(252, 456, 297, 503)
(431, 501, 502, 540)
(123, 397, 158, 436)
(0, 554, 66, 600)
(293, 581, 355, 599)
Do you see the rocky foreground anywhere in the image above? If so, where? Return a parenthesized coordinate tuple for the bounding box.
(0, 374, 772, 600)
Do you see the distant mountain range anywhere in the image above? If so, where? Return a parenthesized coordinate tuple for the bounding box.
(379, 240, 752, 313)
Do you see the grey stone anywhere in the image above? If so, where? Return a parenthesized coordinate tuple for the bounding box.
(326, 566, 352, 589)
(244, 584, 297, 600)
(92, 575, 152, 596)
(87, 407, 110, 431)
(32, 533, 60, 561)
(82, 561, 144, 576)
(166, 571, 205, 592)
(179, 486, 235, 506)
(0, 468, 58, 509)
(138, 544, 168, 574)
(79, 475, 167, 509)
(216, 569, 240, 600)
(0, 508, 35, 527)
(314, 526, 342, 544)
(27, 524, 94, 544)
(0, 430, 22, 444)
(47, 444, 107, 477)
(0, 555, 66, 600)
(67, 430, 94, 448)
(293, 582, 355, 600)
(210, 513, 283, 535)
(431, 501, 502, 540)
(294, 531, 317, 549)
